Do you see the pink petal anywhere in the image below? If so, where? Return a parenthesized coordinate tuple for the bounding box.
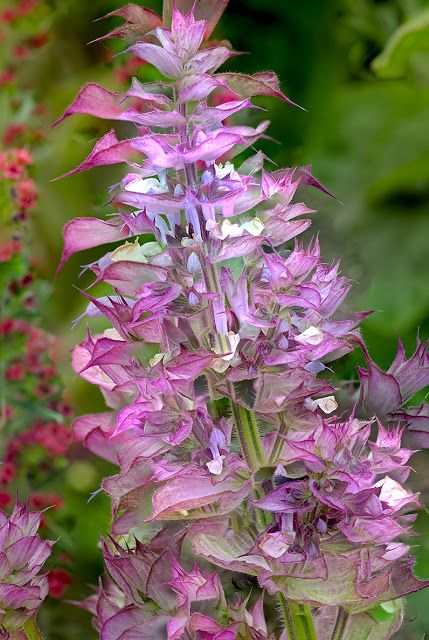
(130, 42, 183, 78)
(163, 1, 230, 39)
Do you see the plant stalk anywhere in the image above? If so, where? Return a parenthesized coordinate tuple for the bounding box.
(277, 594, 317, 640)
(230, 398, 265, 471)
(176, 98, 266, 472)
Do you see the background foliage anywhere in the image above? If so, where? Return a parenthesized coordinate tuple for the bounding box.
(3, 0, 429, 637)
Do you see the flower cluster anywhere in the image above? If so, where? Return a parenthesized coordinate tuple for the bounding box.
(77, 535, 272, 640)
(196, 417, 420, 604)
(0, 502, 53, 633)
(56, 1, 429, 638)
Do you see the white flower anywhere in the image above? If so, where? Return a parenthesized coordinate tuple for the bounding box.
(304, 395, 338, 414)
(241, 217, 264, 236)
(206, 217, 265, 240)
(296, 325, 324, 346)
(214, 161, 235, 179)
(103, 328, 125, 341)
(187, 252, 201, 274)
(124, 175, 168, 195)
(206, 455, 225, 475)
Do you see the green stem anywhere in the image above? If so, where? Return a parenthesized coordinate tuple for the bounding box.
(278, 594, 298, 640)
(269, 413, 290, 464)
(277, 594, 317, 640)
(230, 399, 265, 471)
(330, 608, 349, 640)
(22, 617, 43, 640)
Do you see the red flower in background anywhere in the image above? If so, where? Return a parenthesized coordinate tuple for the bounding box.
(14, 44, 29, 59)
(0, 68, 15, 85)
(13, 178, 37, 209)
(0, 239, 21, 261)
(5, 362, 25, 381)
(30, 492, 64, 510)
(48, 569, 72, 598)
(0, 492, 11, 508)
(3, 123, 26, 145)
(0, 9, 16, 24)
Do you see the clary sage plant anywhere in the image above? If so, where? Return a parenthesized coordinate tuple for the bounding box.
(55, 1, 429, 638)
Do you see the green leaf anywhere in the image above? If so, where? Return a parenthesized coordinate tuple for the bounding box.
(372, 9, 429, 78)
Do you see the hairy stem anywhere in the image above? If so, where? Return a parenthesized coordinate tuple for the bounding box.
(277, 594, 317, 640)
(230, 398, 265, 470)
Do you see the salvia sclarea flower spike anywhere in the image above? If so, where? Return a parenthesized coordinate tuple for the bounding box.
(0, 502, 53, 637)
(55, 1, 429, 638)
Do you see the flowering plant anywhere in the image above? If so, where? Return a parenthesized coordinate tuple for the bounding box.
(0, 502, 53, 637)
(56, 1, 429, 638)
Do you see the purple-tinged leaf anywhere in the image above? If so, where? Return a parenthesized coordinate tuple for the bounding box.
(299, 164, 338, 200)
(212, 235, 265, 262)
(182, 131, 244, 164)
(0, 583, 44, 611)
(192, 532, 270, 575)
(312, 602, 403, 640)
(123, 78, 173, 107)
(100, 606, 167, 640)
(358, 358, 403, 419)
(54, 130, 134, 180)
(53, 83, 122, 126)
(148, 464, 251, 521)
(191, 99, 256, 127)
(92, 4, 162, 44)
(58, 217, 132, 272)
(217, 71, 303, 109)
(100, 261, 168, 296)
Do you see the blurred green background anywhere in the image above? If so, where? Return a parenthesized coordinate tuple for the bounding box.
(9, 0, 429, 636)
